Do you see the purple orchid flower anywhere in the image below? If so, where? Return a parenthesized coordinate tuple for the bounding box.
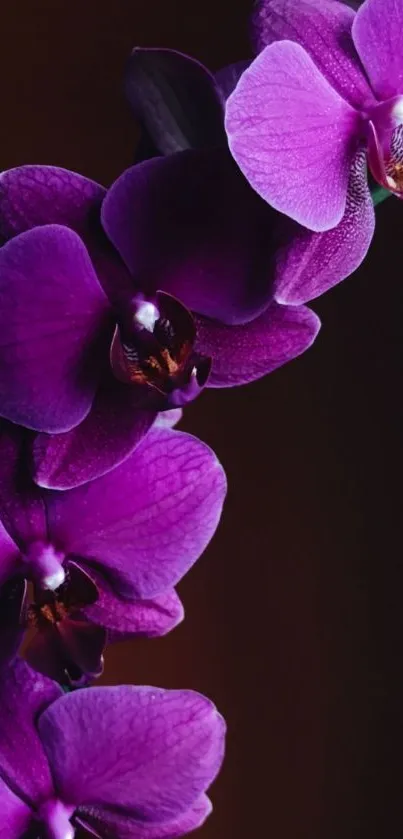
(225, 0, 401, 240)
(0, 159, 319, 487)
(0, 657, 225, 839)
(124, 46, 374, 308)
(0, 420, 226, 684)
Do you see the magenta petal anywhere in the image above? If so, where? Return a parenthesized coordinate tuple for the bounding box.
(273, 147, 375, 304)
(0, 779, 32, 839)
(102, 149, 278, 326)
(352, 0, 403, 100)
(225, 40, 360, 232)
(0, 165, 133, 302)
(83, 577, 184, 640)
(46, 428, 227, 599)
(252, 0, 373, 109)
(0, 659, 61, 807)
(195, 303, 320, 387)
(39, 686, 225, 819)
(0, 225, 112, 432)
(154, 408, 183, 429)
(79, 795, 212, 839)
(33, 376, 156, 490)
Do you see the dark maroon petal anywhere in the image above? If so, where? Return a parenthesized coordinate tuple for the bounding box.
(102, 149, 277, 326)
(0, 658, 61, 807)
(0, 165, 133, 302)
(0, 521, 20, 587)
(125, 48, 226, 154)
(195, 302, 320, 387)
(33, 374, 156, 490)
(0, 225, 112, 433)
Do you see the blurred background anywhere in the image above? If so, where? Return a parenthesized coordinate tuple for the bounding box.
(2, 2, 402, 837)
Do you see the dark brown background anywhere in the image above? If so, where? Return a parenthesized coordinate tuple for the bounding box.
(2, 2, 402, 837)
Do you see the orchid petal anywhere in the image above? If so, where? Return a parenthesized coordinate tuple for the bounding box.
(273, 147, 375, 304)
(225, 40, 361, 232)
(82, 577, 184, 640)
(252, 0, 373, 109)
(33, 375, 156, 490)
(102, 149, 277, 325)
(353, 0, 403, 100)
(45, 428, 226, 599)
(39, 686, 225, 820)
(79, 795, 212, 839)
(195, 302, 320, 387)
(0, 225, 112, 432)
(0, 779, 32, 839)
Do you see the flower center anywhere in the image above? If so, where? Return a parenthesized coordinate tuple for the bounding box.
(26, 562, 98, 629)
(109, 291, 211, 408)
(367, 96, 403, 194)
(23, 542, 66, 591)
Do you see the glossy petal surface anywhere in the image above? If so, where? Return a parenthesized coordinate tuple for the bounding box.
(195, 303, 320, 387)
(102, 149, 278, 325)
(352, 0, 403, 100)
(125, 49, 225, 154)
(0, 658, 61, 807)
(226, 40, 360, 232)
(39, 686, 225, 818)
(0, 225, 111, 432)
(252, 0, 373, 109)
(45, 428, 226, 599)
(33, 375, 156, 489)
(273, 147, 374, 303)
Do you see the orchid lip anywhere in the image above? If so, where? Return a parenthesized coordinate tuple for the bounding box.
(366, 97, 403, 194)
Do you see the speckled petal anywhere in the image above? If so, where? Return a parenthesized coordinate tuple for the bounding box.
(252, 0, 373, 109)
(225, 40, 361, 232)
(273, 147, 375, 304)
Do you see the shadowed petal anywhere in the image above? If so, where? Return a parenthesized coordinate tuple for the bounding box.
(0, 578, 26, 666)
(273, 147, 375, 304)
(0, 658, 61, 807)
(0, 225, 112, 432)
(45, 428, 227, 599)
(33, 375, 156, 489)
(0, 779, 32, 839)
(82, 575, 184, 639)
(0, 165, 133, 302)
(78, 794, 212, 839)
(194, 303, 320, 387)
(0, 421, 46, 548)
(0, 522, 20, 586)
(102, 149, 278, 325)
(39, 686, 225, 820)
(252, 0, 373, 109)
(225, 40, 361, 232)
(352, 0, 403, 100)
(125, 48, 226, 154)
